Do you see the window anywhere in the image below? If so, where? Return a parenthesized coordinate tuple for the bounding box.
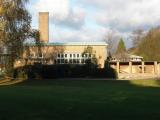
(77, 54, 79, 58)
(54, 60, 57, 64)
(85, 59, 89, 63)
(38, 53, 43, 58)
(57, 59, 61, 64)
(69, 59, 72, 64)
(73, 59, 76, 63)
(61, 59, 64, 64)
(55, 53, 91, 65)
(77, 59, 80, 64)
(65, 59, 68, 64)
(58, 54, 60, 58)
(81, 59, 85, 64)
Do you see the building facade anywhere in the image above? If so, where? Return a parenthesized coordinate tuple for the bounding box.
(23, 42, 108, 68)
(20, 12, 108, 68)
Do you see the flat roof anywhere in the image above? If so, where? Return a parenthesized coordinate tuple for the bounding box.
(25, 42, 108, 46)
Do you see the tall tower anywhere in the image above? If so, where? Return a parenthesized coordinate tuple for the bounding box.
(39, 12, 49, 43)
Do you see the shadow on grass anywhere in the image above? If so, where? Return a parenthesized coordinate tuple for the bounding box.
(1, 78, 160, 120)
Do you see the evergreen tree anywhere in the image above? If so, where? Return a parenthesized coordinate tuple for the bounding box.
(115, 38, 128, 61)
(116, 38, 126, 54)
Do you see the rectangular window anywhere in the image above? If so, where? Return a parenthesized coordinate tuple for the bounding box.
(70, 54, 72, 58)
(81, 59, 85, 64)
(77, 59, 80, 64)
(57, 59, 61, 64)
(38, 53, 43, 58)
(58, 54, 60, 58)
(73, 54, 76, 58)
(73, 59, 76, 64)
(77, 54, 79, 58)
(85, 59, 91, 63)
(61, 59, 64, 64)
(69, 59, 72, 64)
(65, 54, 67, 58)
(65, 59, 68, 64)
(54, 60, 57, 64)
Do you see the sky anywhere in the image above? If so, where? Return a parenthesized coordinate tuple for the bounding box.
(27, 0, 160, 48)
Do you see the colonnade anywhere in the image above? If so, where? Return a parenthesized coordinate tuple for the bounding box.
(115, 61, 160, 75)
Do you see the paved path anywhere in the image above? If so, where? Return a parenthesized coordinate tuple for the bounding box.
(119, 73, 160, 80)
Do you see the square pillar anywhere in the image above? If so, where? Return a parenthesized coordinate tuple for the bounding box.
(142, 61, 145, 74)
(158, 63, 160, 75)
(129, 61, 132, 74)
(154, 61, 158, 75)
(158, 63, 160, 74)
(117, 62, 120, 74)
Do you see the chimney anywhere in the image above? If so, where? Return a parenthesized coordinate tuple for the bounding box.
(39, 12, 49, 43)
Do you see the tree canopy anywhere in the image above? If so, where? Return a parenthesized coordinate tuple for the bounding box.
(104, 30, 120, 54)
(83, 46, 97, 65)
(131, 29, 144, 48)
(136, 27, 160, 61)
(116, 38, 126, 54)
(114, 38, 128, 60)
(0, 0, 31, 73)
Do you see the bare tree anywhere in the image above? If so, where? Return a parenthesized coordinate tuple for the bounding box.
(131, 29, 144, 47)
(104, 30, 120, 59)
(43, 45, 65, 64)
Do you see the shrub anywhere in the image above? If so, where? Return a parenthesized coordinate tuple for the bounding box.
(14, 62, 117, 79)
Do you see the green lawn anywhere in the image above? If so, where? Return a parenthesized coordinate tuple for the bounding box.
(0, 79, 160, 120)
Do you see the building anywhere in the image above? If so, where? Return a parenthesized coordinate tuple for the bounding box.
(21, 12, 108, 68)
(111, 54, 143, 62)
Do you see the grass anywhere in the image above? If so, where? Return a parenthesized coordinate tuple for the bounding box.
(0, 79, 160, 120)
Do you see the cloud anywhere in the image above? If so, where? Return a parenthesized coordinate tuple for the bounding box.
(28, 0, 160, 48)
(53, 7, 86, 29)
(50, 26, 109, 43)
(31, 0, 85, 29)
(34, 0, 69, 20)
(79, 0, 160, 31)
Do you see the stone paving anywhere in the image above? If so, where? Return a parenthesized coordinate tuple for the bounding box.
(119, 73, 160, 80)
